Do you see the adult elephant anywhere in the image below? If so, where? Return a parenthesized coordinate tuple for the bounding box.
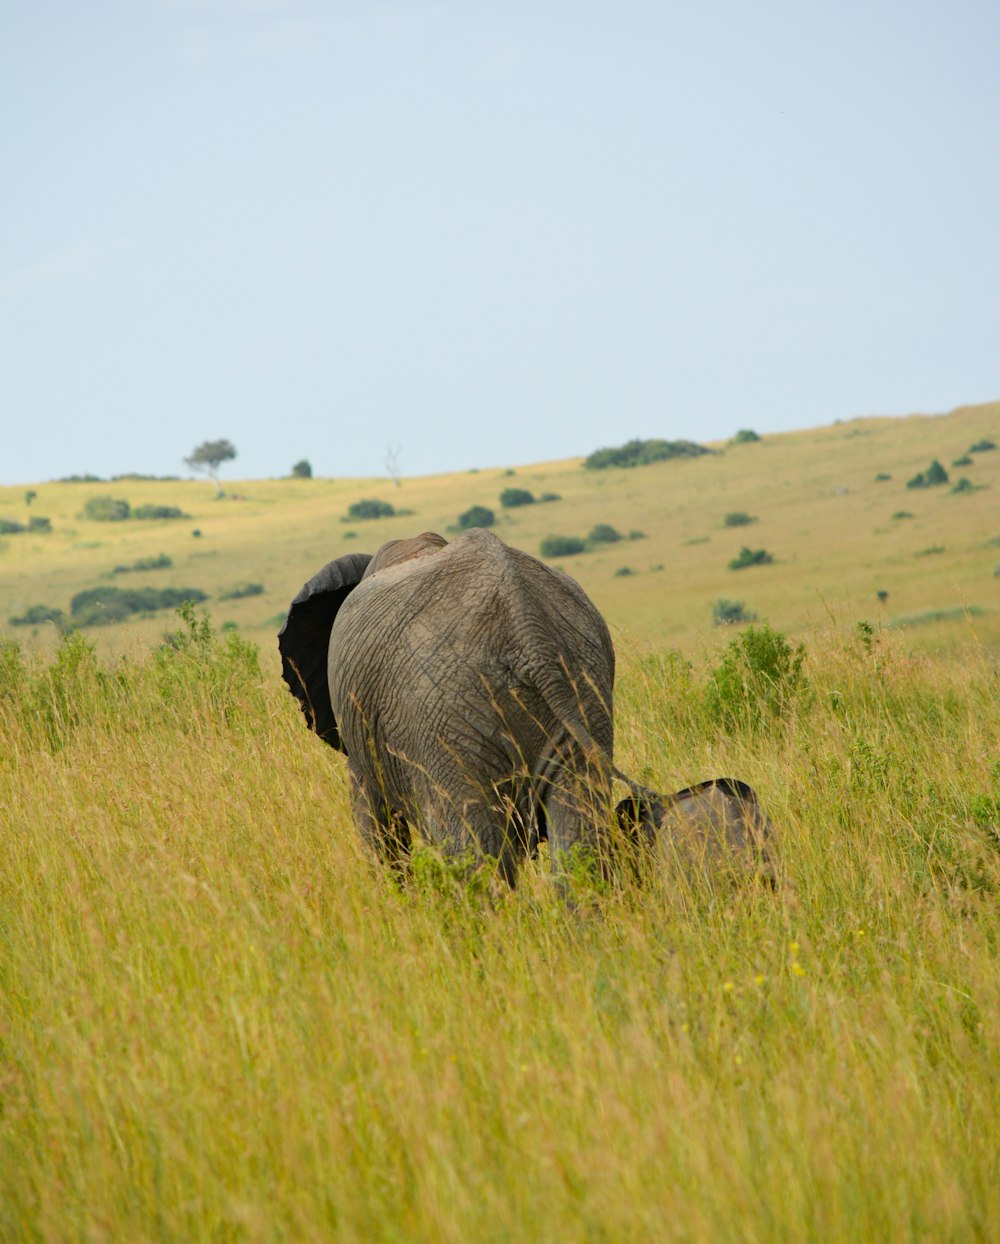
(279, 528, 769, 884)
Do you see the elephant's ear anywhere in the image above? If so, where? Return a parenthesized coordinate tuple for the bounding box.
(278, 552, 372, 749)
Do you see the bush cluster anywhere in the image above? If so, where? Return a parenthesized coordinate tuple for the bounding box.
(0, 516, 51, 534)
(583, 438, 709, 470)
(723, 512, 756, 527)
(345, 499, 395, 520)
(906, 460, 948, 489)
(969, 439, 996, 453)
(458, 506, 495, 530)
(540, 535, 586, 558)
(69, 586, 208, 628)
(728, 547, 774, 571)
(133, 504, 189, 520)
(9, 604, 66, 628)
(499, 488, 535, 508)
(112, 554, 173, 575)
(219, 583, 265, 601)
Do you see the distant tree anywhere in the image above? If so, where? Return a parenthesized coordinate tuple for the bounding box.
(907, 459, 948, 489)
(458, 505, 495, 530)
(969, 439, 996, 453)
(588, 524, 623, 544)
(184, 439, 237, 497)
(24, 490, 37, 507)
(291, 459, 313, 479)
(730, 429, 761, 444)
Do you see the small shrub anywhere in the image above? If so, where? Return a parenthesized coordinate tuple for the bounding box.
(291, 459, 313, 479)
(874, 472, 891, 481)
(133, 504, 189, 520)
(892, 511, 914, 520)
(345, 499, 395, 521)
(705, 623, 806, 732)
(540, 535, 586, 558)
(539, 492, 561, 502)
(83, 496, 130, 522)
(712, 598, 757, 626)
(584, 439, 709, 470)
(723, 511, 756, 527)
(907, 459, 949, 489)
(500, 488, 535, 508)
(219, 582, 265, 600)
(28, 516, 51, 533)
(950, 477, 975, 494)
(628, 530, 646, 540)
(613, 566, 634, 577)
(952, 455, 973, 467)
(969, 439, 996, 453)
(876, 589, 889, 603)
(730, 429, 761, 444)
(914, 546, 945, 558)
(191, 529, 202, 538)
(458, 505, 495, 530)
(0, 518, 25, 534)
(112, 553, 173, 575)
(728, 547, 774, 571)
(588, 524, 623, 544)
(9, 603, 65, 628)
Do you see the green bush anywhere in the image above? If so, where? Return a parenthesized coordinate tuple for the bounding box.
(540, 535, 586, 558)
(613, 566, 633, 577)
(723, 512, 756, 527)
(83, 496, 131, 522)
(728, 547, 774, 571)
(730, 429, 761, 444)
(906, 460, 948, 489)
(28, 516, 51, 533)
(345, 499, 395, 521)
(458, 505, 495, 530)
(133, 504, 189, 520)
(588, 524, 622, 544)
(499, 488, 535, 508)
(951, 477, 975, 494)
(969, 439, 996, 453)
(219, 583, 265, 601)
(291, 459, 313, 479)
(0, 517, 25, 534)
(874, 472, 892, 481)
(952, 456, 973, 467)
(705, 623, 806, 732)
(539, 492, 561, 503)
(584, 439, 709, 470)
(70, 586, 208, 628)
(57, 473, 104, 483)
(112, 554, 173, 575)
(892, 511, 914, 520)
(711, 598, 757, 626)
(9, 603, 66, 628)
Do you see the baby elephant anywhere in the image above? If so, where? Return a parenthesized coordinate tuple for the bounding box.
(279, 528, 771, 884)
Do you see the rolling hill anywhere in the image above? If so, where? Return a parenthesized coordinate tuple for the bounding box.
(2, 398, 998, 664)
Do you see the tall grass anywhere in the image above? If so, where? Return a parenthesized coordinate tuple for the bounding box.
(1, 614, 998, 1240)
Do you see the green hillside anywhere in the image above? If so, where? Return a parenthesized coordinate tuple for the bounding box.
(2, 399, 999, 662)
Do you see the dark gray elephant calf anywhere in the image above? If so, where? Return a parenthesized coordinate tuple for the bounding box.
(279, 528, 769, 884)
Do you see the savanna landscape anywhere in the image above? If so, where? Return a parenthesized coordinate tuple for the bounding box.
(2, 400, 999, 1240)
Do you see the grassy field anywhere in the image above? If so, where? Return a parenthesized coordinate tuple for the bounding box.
(1, 399, 998, 666)
(1, 403, 999, 1239)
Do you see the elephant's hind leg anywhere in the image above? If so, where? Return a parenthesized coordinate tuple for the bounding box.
(348, 767, 411, 869)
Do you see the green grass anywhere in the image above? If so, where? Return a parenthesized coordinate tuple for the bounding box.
(1, 614, 998, 1239)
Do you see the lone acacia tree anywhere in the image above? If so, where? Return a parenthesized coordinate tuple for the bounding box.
(184, 439, 237, 497)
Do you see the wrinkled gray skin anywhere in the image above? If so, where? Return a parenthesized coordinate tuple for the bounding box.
(279, 528, 770, 885)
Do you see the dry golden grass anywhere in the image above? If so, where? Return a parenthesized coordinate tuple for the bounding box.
(1, 612, 998, 1240)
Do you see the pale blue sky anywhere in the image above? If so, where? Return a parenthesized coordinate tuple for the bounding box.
(2, 0, 998, 485)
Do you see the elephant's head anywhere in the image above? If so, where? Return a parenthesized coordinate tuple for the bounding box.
(615, 777, 773, 883)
